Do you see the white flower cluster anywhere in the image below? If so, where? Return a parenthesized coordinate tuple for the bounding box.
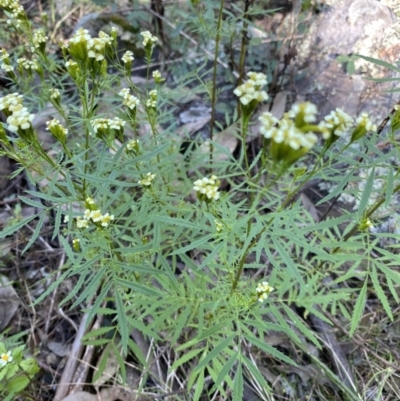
(138, 172, 156, 187)
(321, 108, 354, 139)
(76, 198, 114, 228)
(0, 93, 34, 133)
(126, 138, 139, 151)
(65, 59, 78, 69)
(91, 117, 126, 134)
(0, 49, 9, 61)
(46, 119, 68, 136)
(17, 57, 38, 71)
(356, 112, 377, 132)
(0, 49, 13, 72)
(119, 88, 140, 110)
(87, 32, 112, 61)
(233, 71, 268, 105)
(140, 31, 158, 48)
(0, 92, 23, 113)
(256, 281, 274, 302)
(31, 29, 48, 51)
(69, 28, 91, 46)
(152, 70, 164, 83)
(49, 88, 60, 100)
(193, 175, 220, 200)
(0, 350, 12, 367)
(0, 63, 13, 72)
(121, 51, 134, 63)
(215, 220, 223, 232)
(7, 107, 35, 132)
(2, 0, 25, 28)
(145, 89, 157, 108)
(288, 101, 318, 123)
(260, 113, 317, 150)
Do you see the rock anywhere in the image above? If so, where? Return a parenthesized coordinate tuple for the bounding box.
(294, 0, 400, 122)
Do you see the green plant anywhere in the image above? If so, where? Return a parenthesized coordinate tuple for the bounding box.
(1, 1, 400, 400)
(0, 337, 39, 401)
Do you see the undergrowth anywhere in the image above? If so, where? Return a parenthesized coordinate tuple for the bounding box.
(0, 0, 400, 400)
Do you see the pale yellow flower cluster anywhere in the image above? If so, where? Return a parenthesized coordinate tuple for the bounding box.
(31, 29, 48, 52)
(356, 113, 377, 132)
(288, 101, 318, 123)
(17, 57, 38, 71)
(138, 172, 156, 187)
(49, 88, 61, 100)
(320, 108, 354, 139)
(119, 88, 140, 110)
(260, 113, 317, 150)
(145, 89, 157, 108)
(121, 51, 134, 63)
(76, 198, 114, 228)
(126, 139, 139, 152)
(152, 70, 164, 83)
(0, 93, 34, 133)
(0, 49, 13, 72)
(215, 220, 223, 232)
(91, 117, 126, 134)
(140, 31, 158, 48)
(46, 119, 68, 142)
(69, 28, 91, 46)
(1, 0, 25, 28)
(66, 28, 113, 63)
(193, 175, 220, 200)
(256, 281, 274, 302)
(87, 32, 112, 61)
(234, 72, 268, 106)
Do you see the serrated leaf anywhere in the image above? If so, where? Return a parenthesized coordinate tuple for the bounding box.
(126, 316, 159, 339)
(370, 265, 393, 320)
(115, 288, 129, 354)
(0, 213, 40, 239)
(193, 368, 205, 401)
(350, 279, 368, 336)
(317, 170, 354, 205)
(52, 205, 63, 240)
(242, 356, 271, 393)
(233, 361, 243, 401)
(195, 334, 235, 372)
(22, 212, 47, 254)
(244, 331, 297, 366)
(82, 326, 115, 342)
(281, 304, 321, 348)
(18, 195, 45, 209)
(357, 167, 375, 218)
(354, 54, 400, 73)
(170, 347, 205, 371)
(169, 235, 213, 256)
(210, 351, 238, 394)
(171, 303, 192, 344)
(153, 215, 200, 229)
(115, 278, 161, 297)
(385, 167, 394, 207)
(271, 237, 304, 285)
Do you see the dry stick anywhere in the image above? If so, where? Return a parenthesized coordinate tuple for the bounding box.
(70, 313, 104, 393)
(53, 308, 93, 401)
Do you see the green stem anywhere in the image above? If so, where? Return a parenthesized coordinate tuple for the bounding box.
(209, 0, 225, 171)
